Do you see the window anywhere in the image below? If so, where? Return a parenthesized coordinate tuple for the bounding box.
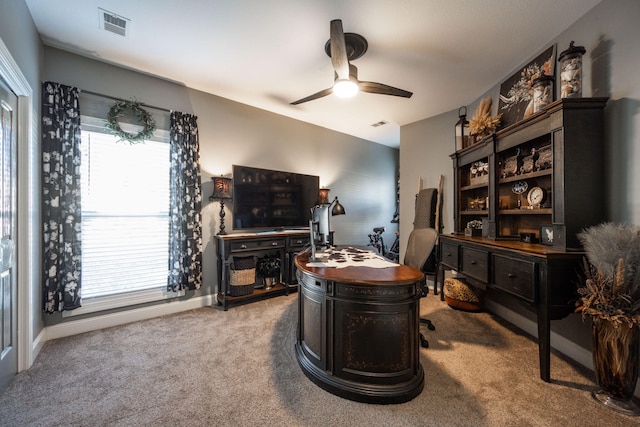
(79, 129, 170, 299)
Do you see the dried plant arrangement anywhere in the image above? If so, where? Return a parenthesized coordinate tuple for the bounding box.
(576, 222, 640, 327)
(577, 222, 640, 415)
(469, 96, 502, 138)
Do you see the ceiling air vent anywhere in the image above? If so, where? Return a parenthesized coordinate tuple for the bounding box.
(99, 8, 130, 37)
(371, 120, 388, 128)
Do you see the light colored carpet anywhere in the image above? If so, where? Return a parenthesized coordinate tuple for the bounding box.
(0, 292, 638, 426)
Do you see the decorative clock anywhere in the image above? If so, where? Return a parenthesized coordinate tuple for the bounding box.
(527, 186, 546, 208)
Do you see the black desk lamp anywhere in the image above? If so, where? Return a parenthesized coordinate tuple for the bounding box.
(331, 196, 345, 216)
(209, 176, 232, 235)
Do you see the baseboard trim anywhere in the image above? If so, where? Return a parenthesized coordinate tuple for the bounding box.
(44, 294, 215, 341)
(484, 300, 640, 397)
(29, 328, 47, 369)
(484, 300, 592, 368)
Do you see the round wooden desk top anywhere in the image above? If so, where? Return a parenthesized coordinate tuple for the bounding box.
(295, 246, 424, 285)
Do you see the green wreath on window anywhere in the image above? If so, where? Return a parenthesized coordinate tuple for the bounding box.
(105, 100, 157, 143)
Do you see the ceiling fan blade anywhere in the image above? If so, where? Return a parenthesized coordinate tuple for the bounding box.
(330, 19, 350, 81)
(290, 87, 334, 105)
(359, 81, 413, 98)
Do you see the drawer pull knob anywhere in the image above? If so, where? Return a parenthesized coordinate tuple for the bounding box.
(296, 240, 303, 244)
(508, 273, 516, 278)
(240, 244, 247, 249)
(471, 260, 477, 265)
(272, 242, 278, 246)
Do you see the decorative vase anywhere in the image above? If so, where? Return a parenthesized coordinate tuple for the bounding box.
(532, 75, 554, 113)
(558, 41, 586, 98)
(264, 277, 274, 290)
(591, 318, 640, 416)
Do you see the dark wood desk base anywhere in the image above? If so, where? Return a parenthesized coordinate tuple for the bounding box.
(295, 248, 425, 404)
(295, 344, 425, 405)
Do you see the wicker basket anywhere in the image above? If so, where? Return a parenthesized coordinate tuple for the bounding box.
(443, 277, 484, 312)
(229, 256, 256, 296)
(229, 268, 255, 296)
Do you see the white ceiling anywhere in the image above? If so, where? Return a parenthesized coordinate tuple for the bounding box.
(24, 0, 601, 148)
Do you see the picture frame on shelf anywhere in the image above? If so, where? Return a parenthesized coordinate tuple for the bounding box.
(498, 44, 557, 128)
(540, 225, 554, 246)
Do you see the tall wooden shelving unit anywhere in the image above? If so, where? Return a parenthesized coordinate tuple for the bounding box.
(440, 98, 607, 382)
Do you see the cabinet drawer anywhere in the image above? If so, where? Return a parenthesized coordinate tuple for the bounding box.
(492, 255, 537, 302)
(461, 247, 489, 282)
(289, 236, 310, 249)
(230, 238, 285, 252)
(440, 241, 459, 268)
(298, 271, 328, 293)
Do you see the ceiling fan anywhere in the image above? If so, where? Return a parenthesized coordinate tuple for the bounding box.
(290, 19, 413, 105)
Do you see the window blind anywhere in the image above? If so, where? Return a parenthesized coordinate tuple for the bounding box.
(80, 130, 170, 299)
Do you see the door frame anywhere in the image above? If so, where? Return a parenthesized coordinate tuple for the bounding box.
(0, 38, 36, 371)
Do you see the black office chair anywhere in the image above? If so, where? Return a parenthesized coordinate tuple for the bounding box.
(404, 227, 438, 348)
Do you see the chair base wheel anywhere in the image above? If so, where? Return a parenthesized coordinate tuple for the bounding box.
(420, 333, 429, 348)
(420, 318, 436, 330)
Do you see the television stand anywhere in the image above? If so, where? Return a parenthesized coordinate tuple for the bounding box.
(216, 230, 320, 310)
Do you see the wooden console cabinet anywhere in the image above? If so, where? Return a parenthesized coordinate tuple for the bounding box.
(215, 230, 311, 310)
(441, 97, 607, 382)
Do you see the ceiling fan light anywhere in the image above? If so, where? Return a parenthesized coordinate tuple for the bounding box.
(333, 79, 359, 98)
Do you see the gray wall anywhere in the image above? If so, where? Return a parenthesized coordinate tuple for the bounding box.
(41, 47, 399, 325)
(0, 0, 43, 343)
(399, 110, 455, 259)
(400, 0, 640, 355)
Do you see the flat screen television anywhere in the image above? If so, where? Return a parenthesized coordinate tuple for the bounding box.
(232, 164, 320, 231)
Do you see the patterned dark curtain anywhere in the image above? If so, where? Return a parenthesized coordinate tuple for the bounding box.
(41, 81, 82, 313)
(168, 111, 203, 291)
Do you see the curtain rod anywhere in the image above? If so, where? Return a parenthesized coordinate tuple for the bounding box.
(79, 89, 172, 113)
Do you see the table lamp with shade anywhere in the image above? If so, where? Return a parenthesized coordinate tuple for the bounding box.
(209, 176, 232, 235)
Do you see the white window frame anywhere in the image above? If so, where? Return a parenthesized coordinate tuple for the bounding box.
(64, 110, 179, 317)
